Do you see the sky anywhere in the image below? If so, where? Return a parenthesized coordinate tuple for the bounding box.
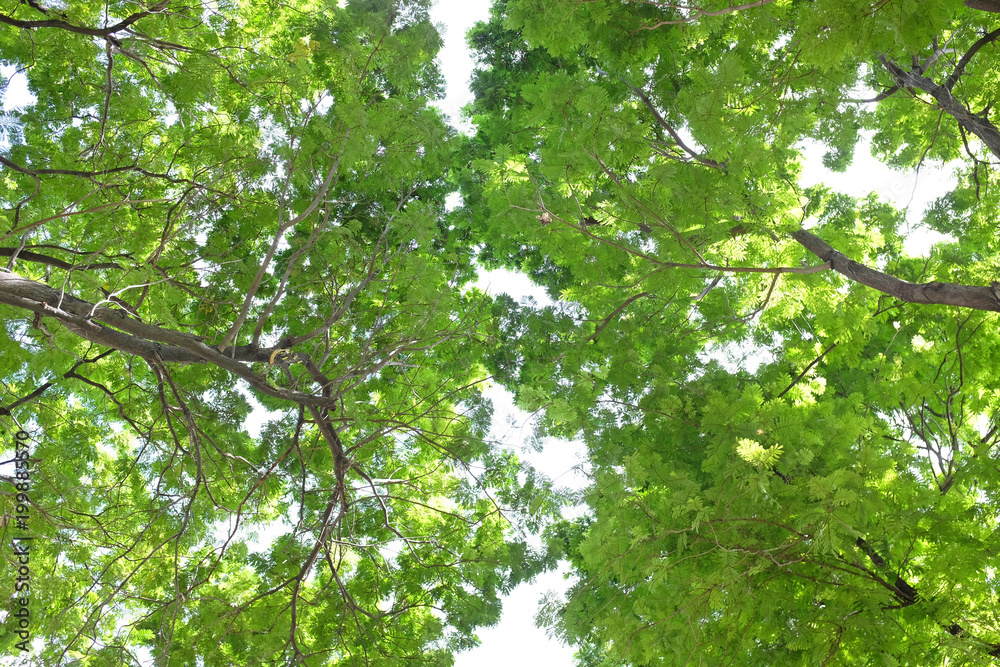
(428, 0, 491, 134)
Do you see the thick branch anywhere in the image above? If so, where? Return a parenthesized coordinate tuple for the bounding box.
(945, 27, 1000, 91)
(966, 0, 1000, 14)
(879, 55, 1000, 160)
(853, 48, 957, 104)
(856, 537, 1000, 656)
(0, 271, 336, 406)
(854, 537, 917, 603)
(792, 230, 1000, 312)
(854, 537, 885, 567)
(0, 6, 158, 38)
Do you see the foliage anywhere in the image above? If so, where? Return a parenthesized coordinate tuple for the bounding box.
(463, 0, 1000, 664)
(8, 0, 1000, 664)
(0, 0, 558, 664)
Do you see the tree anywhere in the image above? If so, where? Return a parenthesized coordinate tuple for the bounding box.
(0, 0, 556, 664)
(464, 0, 1000, 664)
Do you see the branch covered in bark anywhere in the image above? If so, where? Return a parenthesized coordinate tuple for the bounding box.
(945, 27, 1000, 91)
(967, 0, 1000, 13)
(0, 271, 336, 406)
(0, 246, 121, 270)
(792, 230, 1000, 312)
(595, 65, 727, 172)
(0, 2, 164, 39)
(879, 55, 1000, 160)
(854, 537, 1000, 657)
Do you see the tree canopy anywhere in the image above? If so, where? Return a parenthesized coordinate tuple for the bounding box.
(0, 0, 555, 664)
(461, 0, 1000, 665)
(4, 0, 1000, 665)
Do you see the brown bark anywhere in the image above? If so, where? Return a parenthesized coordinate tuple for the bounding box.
(0, 246, 121, 270)
(0, 6, 157, 38)
(878, 55, 1000, 160)
(594, 65, 727, 172)
(945, 27, 1000, 91)
(0, 271, 335, 406)
(967, 0, 1000, 13)
(792, 230, 1000, 312)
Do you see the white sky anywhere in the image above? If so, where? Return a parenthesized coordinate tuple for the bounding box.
(429, 0, 489, 133)
(798, 139, 955, 256)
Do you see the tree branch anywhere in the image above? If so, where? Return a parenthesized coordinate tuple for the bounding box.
(879, 55, 1000, 160)
(595, 66, 727, 172)
(945, 27, 1000, 91)
(966, 0, 1000, 14)
(0, 271, 338, 406)
(632, 0, 777, 30)
(792, 229, 1000, 312)
(0, 246, 121, 270)
(775, 342, 838, 400)
(0, 3, 162, 38)
(220, 132, 348, 350)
